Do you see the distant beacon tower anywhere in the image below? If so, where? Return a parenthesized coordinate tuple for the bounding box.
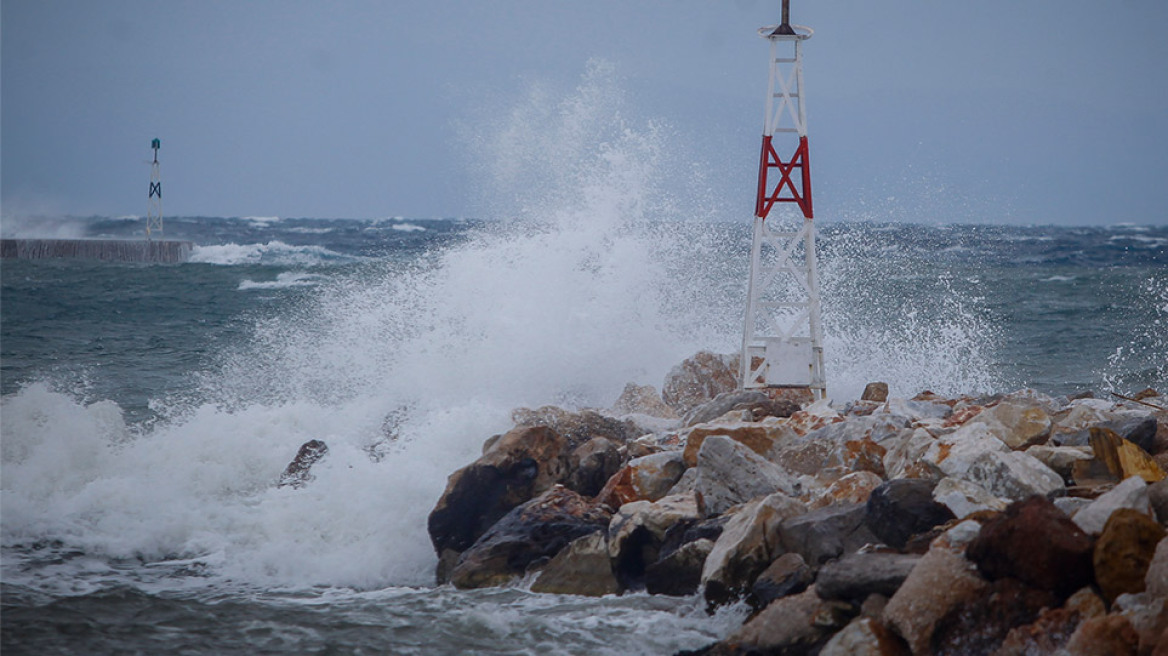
(739, 0, 826, 398)
(146, 138, 163, 238)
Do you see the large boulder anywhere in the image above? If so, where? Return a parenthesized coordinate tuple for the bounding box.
(1149, 478, 1168, 525)
(1086, 427, 1166, 483)
(809, 471, 884, 510)
(607, 492, 703, 587)
(965, 495, 1095, 598)
(1148, 537, 1168, 599)
(681, 389, 771, 427)
(883, 539, 991, 655)
(1026, 444, 1093, 482)
(1093, 508, 1167, 603)
(566, 436, 623, 497)
(923, 422, 1064, 500)
(701, 492, 807, 608)
(674, 435, 800, 516)
(881, 428, 939, 482)
(995, 605, 1091, 656)
(595, 450, 686, 509)
(928, 578, 1059, 656)
(778, 502, 880, 570)
(723, 586, 851, 656)
(967, 401, 1053, 449)
(815, 552, 921, 603)
(1049, 399, 1117, 446)
(1063, 614, 1140, 656)
(1073, 476, 1153, 535)
(428, 425, 568, 560)
(932, 476, 1008, 519)
(662, 351, 739, 416)
(610, 382, 678, 419)
(769, 416, 897, 478)
(449, 486, 611, 589)
(644, 537, 714, 597)
(529, 531, 620, 596)
(1052, 401, 1158, 452)
(682, 421, 776, 467)
(750, 552, 813, 608)
(864, 478, 955, 550)
(511, 406, 642, 450)
(818, 617, 909, 656)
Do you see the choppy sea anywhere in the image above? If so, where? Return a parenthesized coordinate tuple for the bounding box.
(2, 72, 1166, 654)
(3, 212, 1164, 655)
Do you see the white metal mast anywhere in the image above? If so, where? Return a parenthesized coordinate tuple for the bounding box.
(146, 138, 163, 238)
(739, 0, 826, 398)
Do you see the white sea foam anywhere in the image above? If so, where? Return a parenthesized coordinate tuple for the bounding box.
(189, 241, 353, 266)
(238, 272, 324, 290)
(390, 223, 426, 232)
(0, 61, 1005, 595)
(243, 215, 282, 226)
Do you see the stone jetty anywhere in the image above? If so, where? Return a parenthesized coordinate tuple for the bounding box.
(1, 238, 193, 263)
(428, 351, 1168, 655)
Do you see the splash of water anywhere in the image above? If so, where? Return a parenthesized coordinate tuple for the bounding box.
(1, 64, 1007, 593)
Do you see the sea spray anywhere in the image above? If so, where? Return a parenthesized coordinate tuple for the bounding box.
(0, 64, 1016, 594)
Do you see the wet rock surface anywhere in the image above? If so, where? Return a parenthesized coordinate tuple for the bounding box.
(276, 439, 329, 489)
(424, 351, 1168, 655)
(865, 478, 955, 549)
(428, 425, 568, 557)
(449, 486, 611, 589)
(966, 495, 1095, 597)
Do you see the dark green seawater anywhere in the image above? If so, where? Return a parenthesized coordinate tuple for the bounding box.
(2, 216, 1165, 654)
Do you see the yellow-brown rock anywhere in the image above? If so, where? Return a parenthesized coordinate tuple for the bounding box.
(1094, 508, 1167, 602)
(1090, 427, 1166, 483)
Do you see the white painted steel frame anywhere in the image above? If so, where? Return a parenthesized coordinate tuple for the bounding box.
(740, 26, 826, 397)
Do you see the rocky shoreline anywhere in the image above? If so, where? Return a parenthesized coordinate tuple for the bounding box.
(423, 351, 1168, 655)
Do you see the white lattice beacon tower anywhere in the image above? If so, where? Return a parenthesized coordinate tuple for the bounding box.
(739, 0, 826, 399)
(146, 138, 163, 239)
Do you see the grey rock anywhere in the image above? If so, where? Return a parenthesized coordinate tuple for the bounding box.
(778, 502, 880, 569)
(815, 552, 922, 602)
(1073, 475, 1152, 535)
(818, 616, 909, 656)
(566, 436, 622, 497)
(924, 423, 1063, 500)
(865, 478, 954, 550)
(681, 390, 770, 427)
(727, 586, 845, 654)
(751, 552, 813, 609)
(932, 476, 1008, 519)
(1145, 537, 1168, 598)
(530, 532, 621, 596)
(701, 492, 807, 608)
(645, 538, 714, 596)
(449, 486, 611, 589)
(1025, 444, 1093, 482)
(883, 397, 952, 421)
(625, 450, 687, 502)
(1150, 478, 1168, 525)
(681, 435, 800, 515)
(428, 425, 568, 556)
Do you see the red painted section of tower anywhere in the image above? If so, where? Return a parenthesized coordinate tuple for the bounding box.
(755, 135, 813, 220)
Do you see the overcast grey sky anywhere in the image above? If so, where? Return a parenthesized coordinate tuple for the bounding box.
(3, 1, 1166, 225)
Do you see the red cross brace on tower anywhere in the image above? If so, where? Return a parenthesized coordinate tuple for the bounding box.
(755, 134, 812, 220)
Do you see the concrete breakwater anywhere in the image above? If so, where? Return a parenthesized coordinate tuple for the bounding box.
(0, 238, 193, 263)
